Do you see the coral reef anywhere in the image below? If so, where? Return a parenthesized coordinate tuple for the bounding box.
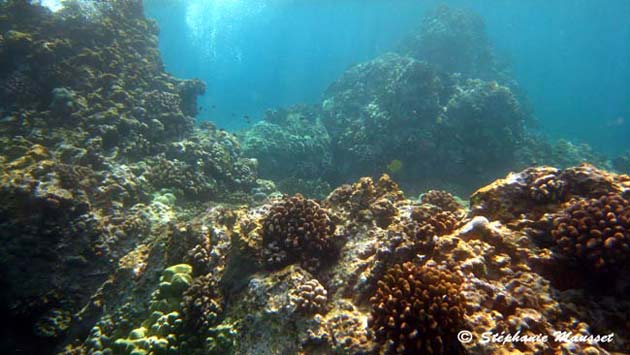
(368, 261, 466, 355)
(103, 264, 193, 355)
(1, 2, 628, 355)
(470, 164, 626, 224)
(0, 1, 263, 353)
(516, 136, 612, 172)
(236, 5, 608, 195)
(409, 205, 462, 239)
(321, 53, 449, 183)
(435, 79, 525, 181)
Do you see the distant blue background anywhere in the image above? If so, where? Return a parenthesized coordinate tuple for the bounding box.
(145, 0, 630, 155)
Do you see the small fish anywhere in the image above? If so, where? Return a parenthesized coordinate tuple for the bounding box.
(606, 116, 625, 127)
(386, 159, 403, 174)
(198, 106, 203, 111)
(211, 105, 216, 109)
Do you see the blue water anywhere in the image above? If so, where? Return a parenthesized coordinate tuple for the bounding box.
(145, 0, 630, 156)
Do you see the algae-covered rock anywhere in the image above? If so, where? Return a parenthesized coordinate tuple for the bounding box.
(0, 2, 266, 351)
(398, 5, 506, 82)
(240, 105, 332, 184)
(321, 53, 526, 190)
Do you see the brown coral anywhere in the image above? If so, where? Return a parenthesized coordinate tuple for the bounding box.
(527, 173, 567, 203)
(550, 193, 630, 273)
(410, 205, 461, 237)
(420, 190, 462, 212)
(370, 198, 398, 228)
(261, 194, 335, 270)
(369, 262, 466, 355)
(181, 273, 224, 332)
(290, 278, 328, 314)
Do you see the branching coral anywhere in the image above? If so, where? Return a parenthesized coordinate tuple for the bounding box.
(527, 172, 567, 203)
(399, 205, 461, 255)
(410, 205, 461, 237)
(261, 194, 336, 271)
(289, 278, 328, 314)
(369, 262, 466, 354)
(550, 193, 630, 273)
(181, 273, 224, 332)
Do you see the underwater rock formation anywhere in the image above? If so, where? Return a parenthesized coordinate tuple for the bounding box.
(239, 105, 332, 198)
(397, 5, 507, 83)
(321, 53, 448, 182)
(516, 135, 612, 172)
(235, 4, 613, 196)
(0, 2, 264, 353)
(240, 105, 332, 184)
(237, 5, 610, 195)
(322, 53, 525, 189)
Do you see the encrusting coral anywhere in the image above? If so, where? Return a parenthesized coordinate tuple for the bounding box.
(369, 261, 466, 355)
